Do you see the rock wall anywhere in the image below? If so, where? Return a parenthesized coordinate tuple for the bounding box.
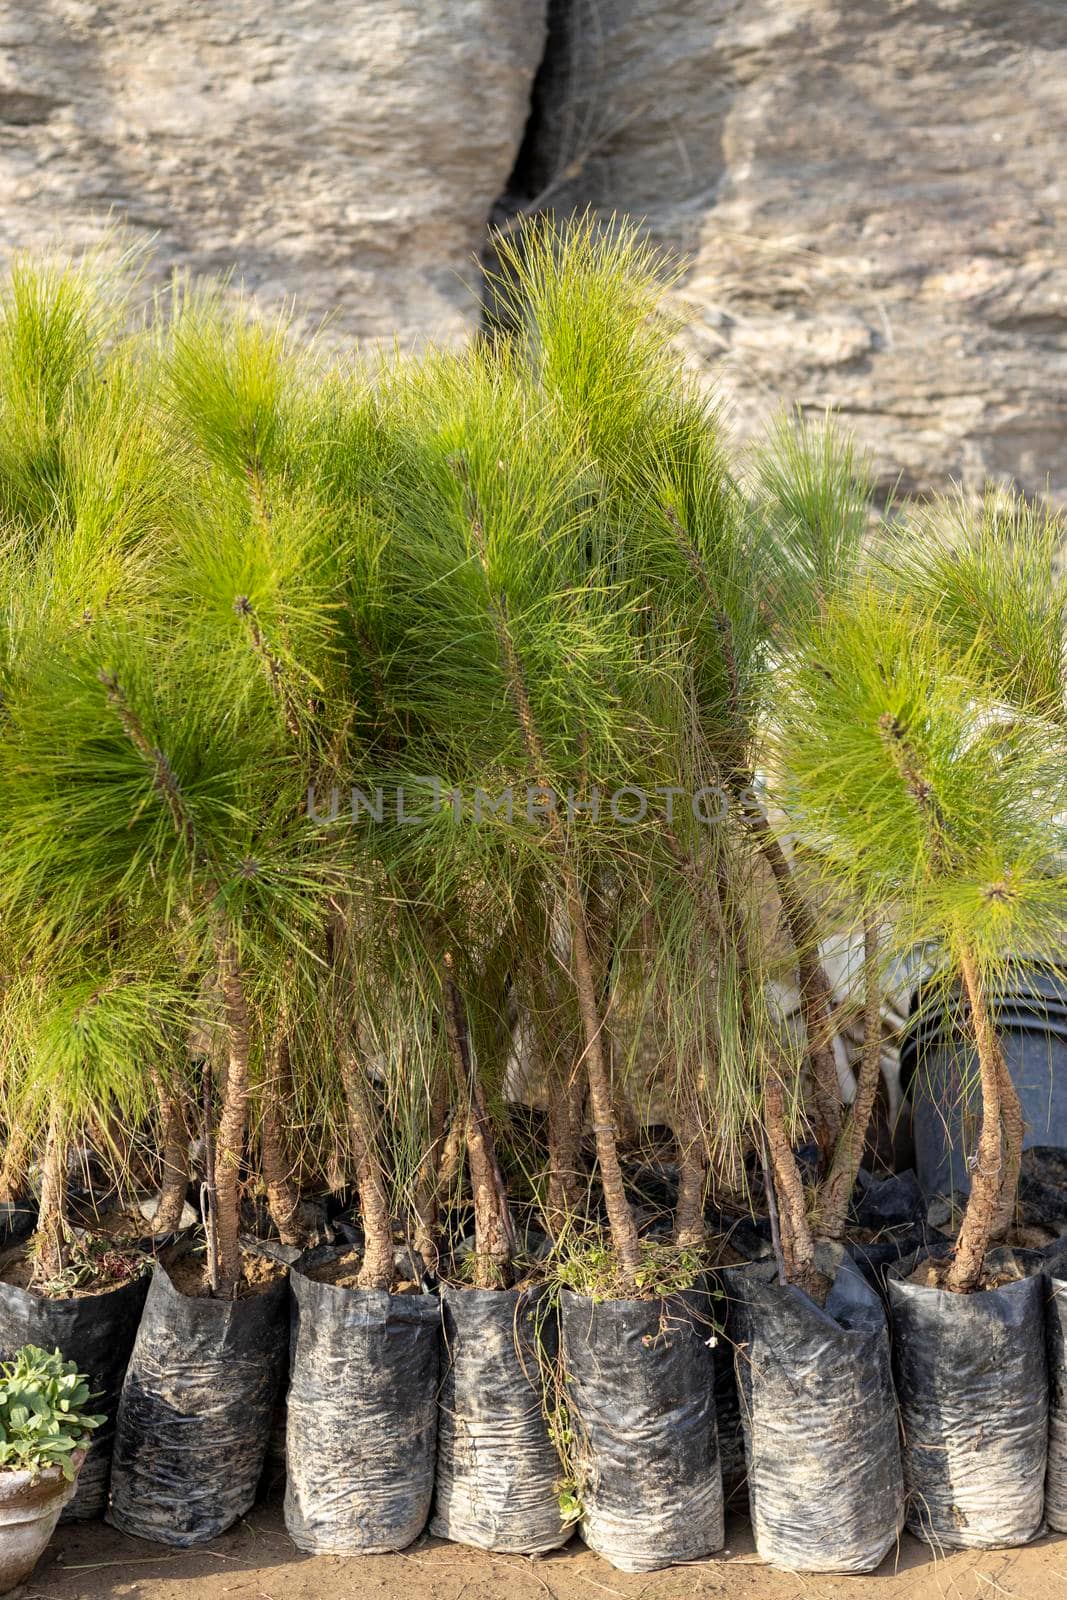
(516, 0, 1067, 502)
(0, 1, 547, 346)
(1, 1, 1065, 498)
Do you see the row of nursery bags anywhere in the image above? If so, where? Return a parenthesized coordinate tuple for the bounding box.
(2, 1231, 1066, 1574)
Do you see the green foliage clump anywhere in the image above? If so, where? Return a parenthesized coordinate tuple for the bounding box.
(0, 1346, 104, 1482)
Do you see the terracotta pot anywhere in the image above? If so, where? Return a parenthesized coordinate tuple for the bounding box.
(0, 1452, 82, 1594)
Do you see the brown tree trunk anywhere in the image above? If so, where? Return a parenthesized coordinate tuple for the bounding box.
(459, 467, 640, 1289)
(992, 1054, 1024, 1241)
(673, 1112, 707, 1249)
(151, 1070, 190, 1235)
(751, 820, 841, 1161)
(0, 1120, 31, 1205)
(565, 876, 641, 1289)
(545, 1049, 584, 1238)
(258, 1026, 314, 1247)
(31, 1109, 69, 1287)
(215, 939, 252, 1297)
(764, 1071, 826, 1302)
(411, 1060, 449, 1275)
(442, 967, 513, 1288)
(337, 1049, 395, 1292)
(946, 949, 1005, 1293)
(813, 914, 882, 1241)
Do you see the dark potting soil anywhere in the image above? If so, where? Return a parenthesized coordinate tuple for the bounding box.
(0, 1236, 148, 1299)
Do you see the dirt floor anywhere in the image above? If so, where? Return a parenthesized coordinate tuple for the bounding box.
(18, 1500, 1067, 1600)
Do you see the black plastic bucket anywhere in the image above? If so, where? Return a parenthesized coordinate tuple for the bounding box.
(901, 963, 1067, 1196)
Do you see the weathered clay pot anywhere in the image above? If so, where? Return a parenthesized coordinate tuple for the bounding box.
(0, 1452, 82, 1594)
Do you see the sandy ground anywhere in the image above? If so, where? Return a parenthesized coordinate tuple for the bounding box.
(16, 1499, 1067, 1600)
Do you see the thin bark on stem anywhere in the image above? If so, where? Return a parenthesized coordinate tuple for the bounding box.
(259, 1024, 314, 1247)
(0, 1120, 31, 1205)
(759, 1132, 787, 1286)
(31, 1108, 69, 1286)
(411, 1059, 449, 1276)
(751, 819, 841, 1160)
(442, 963, 513, 1287)
(214, 938, 252, 1297)
(336, 1047, 395, 1292)
(993, 1053, 1024, 1241)
(150, 1069, 190, 1235)
(764, 1072, 825, 1301)
(661, 505, 841, 1162)
(673, 1110, 707, 1249)
(813, 913, 882, 1241)
(945, 949, 1005, 1292)
(545, 1048, 584, 1238)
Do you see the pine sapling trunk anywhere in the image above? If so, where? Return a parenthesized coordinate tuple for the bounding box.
(813, 913, 882, 1241)
(661, 506, 842, 1163)
(336, 1048, 395, 1292)
(992, 1054, 1024, 1241)
(753, 822, 842, 1161)
(566, 879, 642, 1289)
(215, 939, 252, 1297)
(31, 1109, 69, 1287)
(259, 1028, 314, 1247)
(946, 949, 1007, 1292)
(673, 1114, 707, 1249)
(442, 964, 513, 1288)
(412, 1061, 449, 1276)
(0, 1121, 31, 1205)
(545, 1049, 584, 1238)
(763, 1071, 826, 1303)
(150, 1069, 190, 1235)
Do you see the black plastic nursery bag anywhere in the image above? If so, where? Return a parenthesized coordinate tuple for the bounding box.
(560, 1286, 723, 1573)
(431, 1283, 570, 1553)
(107, 1243, 292, 1545)
(724, 1251, 903, 1574)
(0, 1263, 150, 1520)
(888, 1253, 1047, 1549)
(284, 1251, 440, 1554)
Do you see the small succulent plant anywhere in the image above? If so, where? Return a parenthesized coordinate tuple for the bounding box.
(0, 1345, 104, 1481)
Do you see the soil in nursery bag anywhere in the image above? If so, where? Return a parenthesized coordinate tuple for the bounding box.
(431, 1283, 571, 1554)
(284, 1244, 440, 1554)
(0, 1238, 150, 1521)
(722, 1249, 903, 1574)
(887, 1248, 1048, 1549)
(559, 1285, 723, 1573)
(107, 1238, 293, 1547)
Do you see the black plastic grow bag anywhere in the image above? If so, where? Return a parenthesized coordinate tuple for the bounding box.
(559, 1285, 722, 1573)
(284, 1248, 440, 1554)
(887, 1252, 1048, 1548)
(107, 1241, 292, 1546)
(1042, 1256, 1067, 1532)
(723, 1250, 903, 1573)
(431, 1283, 570, 1553)
(0, 1259, 151, 1520)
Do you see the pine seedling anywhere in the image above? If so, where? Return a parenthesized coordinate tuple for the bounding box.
(774, 586, 1067, 1290)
